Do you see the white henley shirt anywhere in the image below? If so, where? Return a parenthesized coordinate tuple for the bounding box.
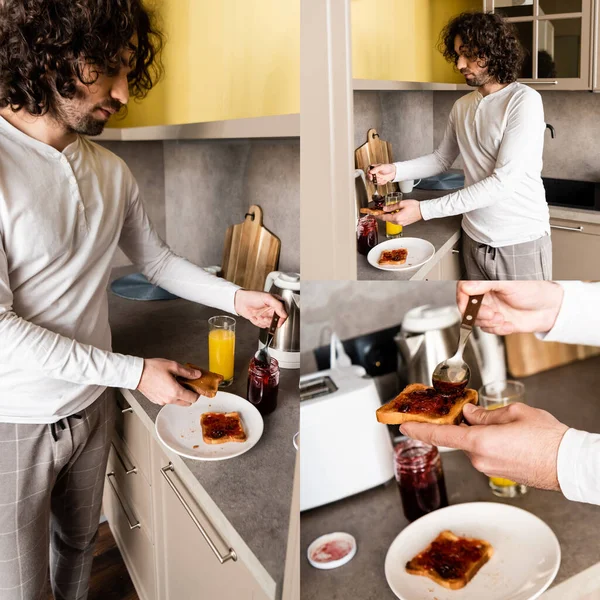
(393, 82, 551, 247)
(0, 116, 241, 423)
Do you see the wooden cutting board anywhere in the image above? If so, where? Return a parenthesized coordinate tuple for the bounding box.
(355, 128, 398, 198)
(505, 333, 600, 378)
(221, 205, 280, 292)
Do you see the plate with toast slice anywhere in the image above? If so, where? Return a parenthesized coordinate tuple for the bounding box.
(367, 239, 435, 271)
(155, 391, 264, 461)
(385, 502, 560, 600)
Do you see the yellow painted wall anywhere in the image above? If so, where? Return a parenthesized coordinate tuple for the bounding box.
(112, 0, 300, 128)
(351, 0, 482, 83)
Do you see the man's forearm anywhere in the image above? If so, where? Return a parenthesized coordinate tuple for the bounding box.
(0, 310, 143, 388)
(393, 150, 453, 183)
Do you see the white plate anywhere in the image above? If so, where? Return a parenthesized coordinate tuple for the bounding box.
(155, 391, 264, 461)
(367, 238, 435, 271)
(385, 502, 560, 600)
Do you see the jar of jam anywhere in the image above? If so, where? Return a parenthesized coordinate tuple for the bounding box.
(394, 439, 448, 522)
(357, 216, 378, 256)
(247, 356, 280, 415)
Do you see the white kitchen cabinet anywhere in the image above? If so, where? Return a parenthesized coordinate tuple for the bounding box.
(550, 216, 600, 279)
(151, 444, 271, 600)
(439, 241, 463, 280)
(485, 0, 594, 90)
(594, 0, 600, 90)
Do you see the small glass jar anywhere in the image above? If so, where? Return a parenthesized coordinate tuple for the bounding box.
(247, 356, 280, 415)
(356, 215, 379, 256)
(394, 439, 448, 522)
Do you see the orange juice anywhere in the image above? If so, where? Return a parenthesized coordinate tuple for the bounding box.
(386, 221, 403, 238)
(487, 402, 517, 488)
(208, 329, 235, 382)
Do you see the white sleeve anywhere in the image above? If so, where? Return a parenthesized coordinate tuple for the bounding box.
(0, 234, 143, 390)
(392, 107, 460, 183)
(419, 91, 545, 220)
(557, 428, 600, 505)
(536, 281, 600, 347)
(118, 179, 241, 315)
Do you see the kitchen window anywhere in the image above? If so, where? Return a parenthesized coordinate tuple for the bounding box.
(485, 0, 593, 90)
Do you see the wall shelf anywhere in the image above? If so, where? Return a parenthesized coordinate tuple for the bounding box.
(95, 113, 300, 142)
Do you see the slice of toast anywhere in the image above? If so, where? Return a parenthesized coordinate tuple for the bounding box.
(405, 530, 493, 590)
(200, 411, 247, 444)
(378, 248, 408, 266)
(360, 207, 386, 216)
(376, 383, 478, 425)
(177, 363, 224, 398)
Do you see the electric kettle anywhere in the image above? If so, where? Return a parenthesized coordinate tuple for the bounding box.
(395, 305, 506, 391)
(260, 271, 300, 369)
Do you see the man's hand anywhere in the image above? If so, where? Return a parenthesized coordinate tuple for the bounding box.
(137, 359, 201, 407)
(401, 403, 569, 491)
(456, 281, 564, 335)
(376, 200, 422, 226)
(367, 163, 396, 185)
(234, 290, 288, 329)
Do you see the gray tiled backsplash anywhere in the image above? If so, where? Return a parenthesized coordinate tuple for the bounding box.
(100, 138, 300, 276)
(355, 89, 600, 182)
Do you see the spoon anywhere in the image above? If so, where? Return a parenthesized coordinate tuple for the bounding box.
(431, 294, 485, 394)
(370, 167, 384, 208)
(254, 312, 280, 366)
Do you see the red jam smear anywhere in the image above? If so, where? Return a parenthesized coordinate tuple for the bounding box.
(311, 540, 352, 563)
(394, 387, 466, 417)
(201, 413, 244, 439)
(381, 249, 407, 262)
(409, 537, 486, 580)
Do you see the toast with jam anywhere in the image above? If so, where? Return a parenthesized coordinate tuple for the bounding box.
(359, 207, 386, 216)
(201, 412, 247, 444)
(376, 383, 478, 425)
(378, 248, 408, 266)
(405, 530, 493, 590)
(176, 363, 224, 398)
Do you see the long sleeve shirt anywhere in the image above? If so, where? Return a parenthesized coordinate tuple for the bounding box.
(537, 281, 600, 505)
(392, 82, 550, 248)
(0, 116, 240, 423)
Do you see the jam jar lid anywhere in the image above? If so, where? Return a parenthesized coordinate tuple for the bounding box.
(307, 532, 357, 570)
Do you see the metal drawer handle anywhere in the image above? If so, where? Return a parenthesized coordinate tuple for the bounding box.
(121, 406, 134, 414)
(106, 472, 141, 530)
(160, 463, 237, 563)
(551, 225, 584, 233)
(522, 80, 558, 85)
(452, 249, 460, 254)
(111, 442, 137, 475)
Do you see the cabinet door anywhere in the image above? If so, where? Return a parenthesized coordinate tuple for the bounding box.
(439, 242, 463, 280)
(486, 0, 593, 90)
(550, 218, 600, 279)
(152, 446, 272, 600)
(594, 0, 600, 90)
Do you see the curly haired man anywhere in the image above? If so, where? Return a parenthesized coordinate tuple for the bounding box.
(369, 12, 552, 281)
(0, 2, 286, 598)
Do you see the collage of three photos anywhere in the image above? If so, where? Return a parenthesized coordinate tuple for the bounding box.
(1, 1, 600, 600)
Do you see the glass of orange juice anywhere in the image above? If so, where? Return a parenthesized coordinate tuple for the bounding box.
(208, 316, 236, 387)
(385, 192, 403, 239)
(479, 380, 527, 498)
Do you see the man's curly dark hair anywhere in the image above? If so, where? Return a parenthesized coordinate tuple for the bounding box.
(0, 0, 164, 116)
(439, 11, 525, 84)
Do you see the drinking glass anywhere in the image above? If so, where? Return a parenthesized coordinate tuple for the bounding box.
(385, 192, 403, 239)
(479, 380, 527, 498)
(208, 316, 236, 387)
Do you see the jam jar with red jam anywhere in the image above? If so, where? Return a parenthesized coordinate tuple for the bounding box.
(394, 439, 448, 522)
(357, 216, 378, 256)
(247, 356, 280, 416)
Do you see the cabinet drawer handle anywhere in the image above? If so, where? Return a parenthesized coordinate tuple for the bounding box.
(452, 249, 460, 254)
(106, 472, 141, 530)
(523, 80, 558, 85)
(551, 225, 584, 232)
(160, 463, 237, 564)
(111, 442, 137, 475)
(121, 406, 134, 414)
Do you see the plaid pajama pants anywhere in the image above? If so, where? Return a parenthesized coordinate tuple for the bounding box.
(461, 231, 552, 280)
(0, 389, 115, 600)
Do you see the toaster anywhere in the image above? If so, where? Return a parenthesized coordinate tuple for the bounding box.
(300, 365, 395, 511)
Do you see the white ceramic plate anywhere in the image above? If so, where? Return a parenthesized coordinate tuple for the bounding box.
(367, 238, 435, 271)
(385, 502, 560, 600)
(155, 391, 264, 461)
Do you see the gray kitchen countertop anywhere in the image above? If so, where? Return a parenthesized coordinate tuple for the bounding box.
(357, 189, 462, 281)
(107, 267, 298, 594)
(301, 355, 600, 599)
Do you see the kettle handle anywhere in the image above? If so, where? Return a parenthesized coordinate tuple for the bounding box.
(264, 271, 282, 293)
